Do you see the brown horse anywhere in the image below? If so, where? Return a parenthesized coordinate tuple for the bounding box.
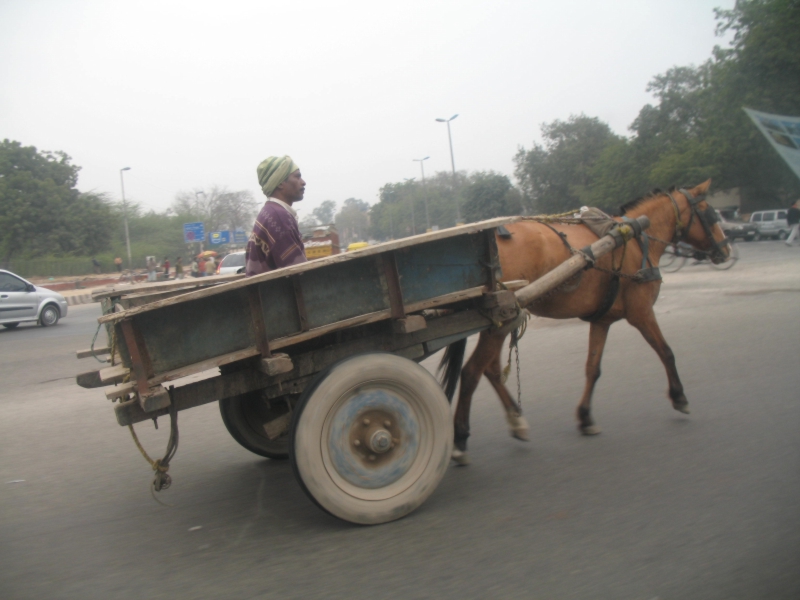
(442, 180, 729, 463)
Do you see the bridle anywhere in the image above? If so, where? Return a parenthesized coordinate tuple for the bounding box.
(665, 188, 728, 262)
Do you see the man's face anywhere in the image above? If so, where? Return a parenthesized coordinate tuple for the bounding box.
(277, 170, 306, 203)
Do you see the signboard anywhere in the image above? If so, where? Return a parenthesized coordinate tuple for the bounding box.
(744, 108, 800, 183)
(233, 229, 248, 244)
(183, 222, 205, 243)
(208, 231, 231, 245)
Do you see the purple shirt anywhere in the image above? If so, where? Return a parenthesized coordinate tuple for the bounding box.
(245, 200, 307, 276)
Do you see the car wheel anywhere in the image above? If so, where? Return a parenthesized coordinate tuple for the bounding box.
(2, 322, 20, 329)
(39, 305, 60, 327)
(778, 230, 788, 241)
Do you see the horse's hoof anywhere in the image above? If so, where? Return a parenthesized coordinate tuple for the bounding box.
(451, 448, 471, 466)
(506, 412, 530, 441)
(580, 424, 602, 436)
(674, 403, 691, 415)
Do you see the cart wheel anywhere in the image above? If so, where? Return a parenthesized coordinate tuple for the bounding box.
(219, 391, 295, 459)
(290, 353, 453, 525)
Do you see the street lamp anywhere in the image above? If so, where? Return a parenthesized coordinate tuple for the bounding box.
(195, 191, 205, 252)
(119, 167, 132, 269)
(403, 178, 416, 235)
(435, 114, 461, 223)
(413, 156, 430, 230)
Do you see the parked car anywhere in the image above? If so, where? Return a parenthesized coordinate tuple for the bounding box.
(217, 251, 246, 275)
(0, 270, 68, 329)
(717, 211, 757, 241)
(749, 209, 789, 240)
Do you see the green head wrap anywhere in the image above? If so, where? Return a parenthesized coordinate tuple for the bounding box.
(257, 155, 299, 197)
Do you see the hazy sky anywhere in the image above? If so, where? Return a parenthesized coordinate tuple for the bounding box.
(1, 0, 734, 220)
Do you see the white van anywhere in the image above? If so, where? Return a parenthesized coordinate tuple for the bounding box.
(749, 209, 789, 240)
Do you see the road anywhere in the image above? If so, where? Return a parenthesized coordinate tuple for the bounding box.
(1, 241, 799, 600)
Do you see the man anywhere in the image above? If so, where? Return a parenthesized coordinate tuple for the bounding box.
(163, 257, 170, 279)
(785, 200, 800, 246)
(204, 255, 216, 276)
(245, 155, 307, 276)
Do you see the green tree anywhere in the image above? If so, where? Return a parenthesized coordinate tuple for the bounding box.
(335, 198, 370, 245)
(461, 171, 522, 222)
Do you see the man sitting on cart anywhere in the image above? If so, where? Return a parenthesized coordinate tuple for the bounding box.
(245, 155, 308, 276)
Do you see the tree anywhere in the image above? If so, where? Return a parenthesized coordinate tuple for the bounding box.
(312, 200, 337, 225)
(171, 185, 258, 234)
(335, 198, 370, 245)
(0, 140, 115, 266)
(461, 171, 522, 222)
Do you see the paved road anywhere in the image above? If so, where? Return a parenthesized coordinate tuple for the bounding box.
(1, 241, 799, 599)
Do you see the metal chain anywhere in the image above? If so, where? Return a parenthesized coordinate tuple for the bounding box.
(515, 339, 522, 411)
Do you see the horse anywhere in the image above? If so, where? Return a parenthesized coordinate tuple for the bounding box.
(440, 180, 729, 464)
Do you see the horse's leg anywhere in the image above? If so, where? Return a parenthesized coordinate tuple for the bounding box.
(483, 348, 530, 441)
(627, 310, 690, 414)
(577, 321, 611, 435)
(452, 330, 507, 464)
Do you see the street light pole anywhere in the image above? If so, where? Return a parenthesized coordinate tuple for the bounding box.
(195, 191, 205, 253)
(435, 114, 460, 223)
(403, 178, 416, 235)
(413, 156, 430, 230)
(119, 167, 132, 268)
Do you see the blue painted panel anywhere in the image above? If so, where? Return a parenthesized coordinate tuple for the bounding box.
(396, 234, 488, 305)
(300, 257, 387, 329)
(137, 288, 253, 373)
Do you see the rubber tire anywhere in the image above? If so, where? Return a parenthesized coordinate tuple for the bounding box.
(710, 242, 739, 270)
(659, 247, 685, 273)
(2, 322, 20, 329)
(39, 304, 60, 327)
(778, 230, 788, 241)
(290, 353, 453, 525)
(219, 391, 292, 459)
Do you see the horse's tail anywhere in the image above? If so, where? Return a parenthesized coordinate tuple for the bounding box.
(437, 338, 467, 403)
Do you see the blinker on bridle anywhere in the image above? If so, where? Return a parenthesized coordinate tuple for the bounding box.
(665, 188, 728, 261)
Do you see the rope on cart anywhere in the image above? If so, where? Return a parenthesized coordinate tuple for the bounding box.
(128, 391, 179, 506)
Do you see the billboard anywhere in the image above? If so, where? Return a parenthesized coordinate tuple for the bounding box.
(744, 108, 800, 182)
(208, 231, 231, 245)
(183, 222, 205, 243)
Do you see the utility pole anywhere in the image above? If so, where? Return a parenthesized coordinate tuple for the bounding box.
(435, 114, 461, 224)
(119, 167, 132, 268)
(413, 156, 430, 230)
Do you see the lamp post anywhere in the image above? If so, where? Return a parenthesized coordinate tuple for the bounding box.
(403, 178, 416, 235)
(435, 114, 460, 223)
(413, 156, 430, 231)
(119, 167, 132, 268)
(195, 191, 205, 252)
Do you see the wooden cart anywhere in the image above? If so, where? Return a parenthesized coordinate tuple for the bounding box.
(78, 218, 526, 524)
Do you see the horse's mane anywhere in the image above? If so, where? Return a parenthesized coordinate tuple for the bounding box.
(619, 187, 678, 215)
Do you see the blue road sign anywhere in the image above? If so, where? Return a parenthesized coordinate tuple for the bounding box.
(209, 231, 231, 245)
(233, 229, 248, 244)
(183, 222, 205, 243)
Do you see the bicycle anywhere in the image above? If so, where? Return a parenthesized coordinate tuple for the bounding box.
(660, 240, 739, 273)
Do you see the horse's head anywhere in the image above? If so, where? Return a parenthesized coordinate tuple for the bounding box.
(670, 180, 730, 264)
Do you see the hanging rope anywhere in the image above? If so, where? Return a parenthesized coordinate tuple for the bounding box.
(128, 392, 179, 506)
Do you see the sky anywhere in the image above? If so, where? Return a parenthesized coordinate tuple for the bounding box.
(0, 0, 735, 221)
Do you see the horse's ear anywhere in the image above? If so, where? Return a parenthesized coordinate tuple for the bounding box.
(691, 179, 712, 196)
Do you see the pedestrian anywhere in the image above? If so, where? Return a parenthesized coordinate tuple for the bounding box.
(114, 256, 123, 272)
(91, 257, 101, 274)
(786, 200, 800, 246)
(175, 257, 184, 279)
(163, 257, 171, 280)
(246, 155, 307, 276)
(197, 257, 206, 277)
(191, 257, 199, 278)
(147, 256, 157, 282)
(205, 256, 216, 276)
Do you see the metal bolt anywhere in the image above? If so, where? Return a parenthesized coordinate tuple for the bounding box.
(384, 420, 391, 427)
(353, 439, 361, 446)
(368, 454, 376, 461)
(363, 418, 371, 426)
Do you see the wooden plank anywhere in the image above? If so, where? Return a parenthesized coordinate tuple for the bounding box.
(291, 276, 309, 332)
(119, 320, 151, 396)
(98, 217, 520, 324)
(105, 381, 135, 400)
(76, 347, 111, 359)
(146, 347, 261, 387)
(380, 252, 405, 320)
(257, 353, 294, 376)
(91, 273, 245, 300)
(485, 228, 501, 290)
(392, 315, 426, 334)
(99, 364, 129, 383)
(248, 286, 271, 357)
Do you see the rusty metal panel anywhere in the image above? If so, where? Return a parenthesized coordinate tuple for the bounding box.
(395, 234, 488, 305)
(134, 288, 254, 373)
(299, 257, 387, 330)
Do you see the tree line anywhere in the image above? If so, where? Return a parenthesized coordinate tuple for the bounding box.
(2, 0, 797, 271)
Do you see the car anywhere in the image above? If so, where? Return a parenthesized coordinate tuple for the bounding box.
(216, 251, 246, 275)
(717, 210, 757, 241)
(749, 209, 789, 240)
(0, 269, 69, 329)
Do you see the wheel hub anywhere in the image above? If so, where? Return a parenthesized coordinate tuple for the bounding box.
(348, 409, 401, 466)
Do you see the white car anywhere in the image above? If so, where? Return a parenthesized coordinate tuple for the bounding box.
(217, 251, 246, 275)
(0, 270, 69, 329)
